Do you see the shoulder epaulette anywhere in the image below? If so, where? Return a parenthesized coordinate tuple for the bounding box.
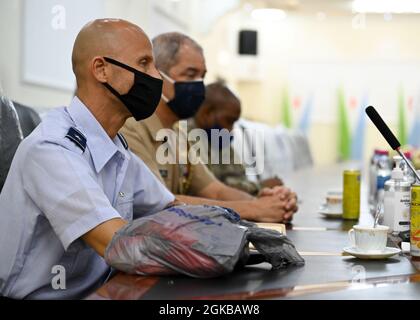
(65, 127, 87, 152)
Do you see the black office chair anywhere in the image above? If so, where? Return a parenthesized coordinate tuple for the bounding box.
(0, 96, 23, 192)
(1, 98, 42, 192)
(12, 101, 42, 138)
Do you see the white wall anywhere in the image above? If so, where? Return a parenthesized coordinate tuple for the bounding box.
(0, 0, 72, 110)
(198, 7, 420, 165)
(0, 0, 188, 111)
(2, 0, 420, 167)
(0, 0, 236, 111)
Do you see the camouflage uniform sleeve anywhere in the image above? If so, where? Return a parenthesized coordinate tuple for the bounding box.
(207, 161, 261, 196)
(188, 159, 218, 196)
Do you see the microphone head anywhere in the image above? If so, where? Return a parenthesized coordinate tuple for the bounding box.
(365, 106, 401, 150)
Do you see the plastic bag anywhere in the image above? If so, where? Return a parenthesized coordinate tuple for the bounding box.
(105, 205, 304, 278)
(0, 96, 23, 192)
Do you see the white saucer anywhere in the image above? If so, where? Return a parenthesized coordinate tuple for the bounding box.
(318, 205, 342, 219)
(343, 246, 401, 259)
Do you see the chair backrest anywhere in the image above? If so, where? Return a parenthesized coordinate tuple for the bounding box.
(1, 96, 25, 192)
(233, 118, 314, 180)
(272, 125, 295, 174)
(12, 101, 42, 138)
(233, 119, 294, 180)
(287, 130, 313, 170)
(233, 118, 269, 181)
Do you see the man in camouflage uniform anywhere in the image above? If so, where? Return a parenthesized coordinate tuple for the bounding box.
(190, 81, 283, 196)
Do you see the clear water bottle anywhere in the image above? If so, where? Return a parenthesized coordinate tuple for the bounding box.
(401, 151, 416, 184)
(369, 149, 389, 212)
(383, 156, 411, 234)
(375, 152, 392, 209)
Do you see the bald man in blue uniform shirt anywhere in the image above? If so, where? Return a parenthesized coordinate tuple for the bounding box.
(0, 19, 175, 299)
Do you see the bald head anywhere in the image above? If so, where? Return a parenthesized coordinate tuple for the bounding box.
(202, 81, 240, 113)
(70, 18, 162, 135)
(72, 19, 148, 86)
(195, 81, 241, 132)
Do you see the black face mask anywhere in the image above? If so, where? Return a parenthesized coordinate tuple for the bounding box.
(103, 57, 163, 121)
(161, 71, 205, 119)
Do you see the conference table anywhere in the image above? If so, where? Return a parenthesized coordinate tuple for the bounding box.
(87, 163, 420, 300)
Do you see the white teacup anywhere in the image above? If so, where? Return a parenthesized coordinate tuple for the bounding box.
(324, 193, 342, 214)
(348, 225, 389, 253)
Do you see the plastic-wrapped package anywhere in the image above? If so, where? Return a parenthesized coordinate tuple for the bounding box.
(0, 96, 23, 192)
(105, 205, 304, 278)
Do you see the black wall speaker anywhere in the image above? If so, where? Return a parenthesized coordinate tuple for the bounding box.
(238, 30, 258, 55)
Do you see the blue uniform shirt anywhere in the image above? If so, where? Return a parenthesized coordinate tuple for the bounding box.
(0, 97, 175, 299)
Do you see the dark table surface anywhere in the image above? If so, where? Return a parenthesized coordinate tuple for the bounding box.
(284, 281, 420, 300)
(87, 163, 420, 300)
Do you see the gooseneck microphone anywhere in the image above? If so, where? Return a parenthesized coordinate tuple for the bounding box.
(365, 106, 420, 183)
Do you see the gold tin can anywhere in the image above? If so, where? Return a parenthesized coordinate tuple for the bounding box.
(343, 170, 361, 220)
(410, 184, 420, 257)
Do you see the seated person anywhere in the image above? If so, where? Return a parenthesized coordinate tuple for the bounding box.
(121, 32, 298, 224)
(189, 81, 284, 196)
(0, 19, 176, 299)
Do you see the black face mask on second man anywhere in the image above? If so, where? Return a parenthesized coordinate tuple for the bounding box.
(160, 71, 205, 119)
(102, 57, 163, 121)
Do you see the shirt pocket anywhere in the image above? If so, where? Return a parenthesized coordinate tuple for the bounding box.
(116, 196, 134, 220)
